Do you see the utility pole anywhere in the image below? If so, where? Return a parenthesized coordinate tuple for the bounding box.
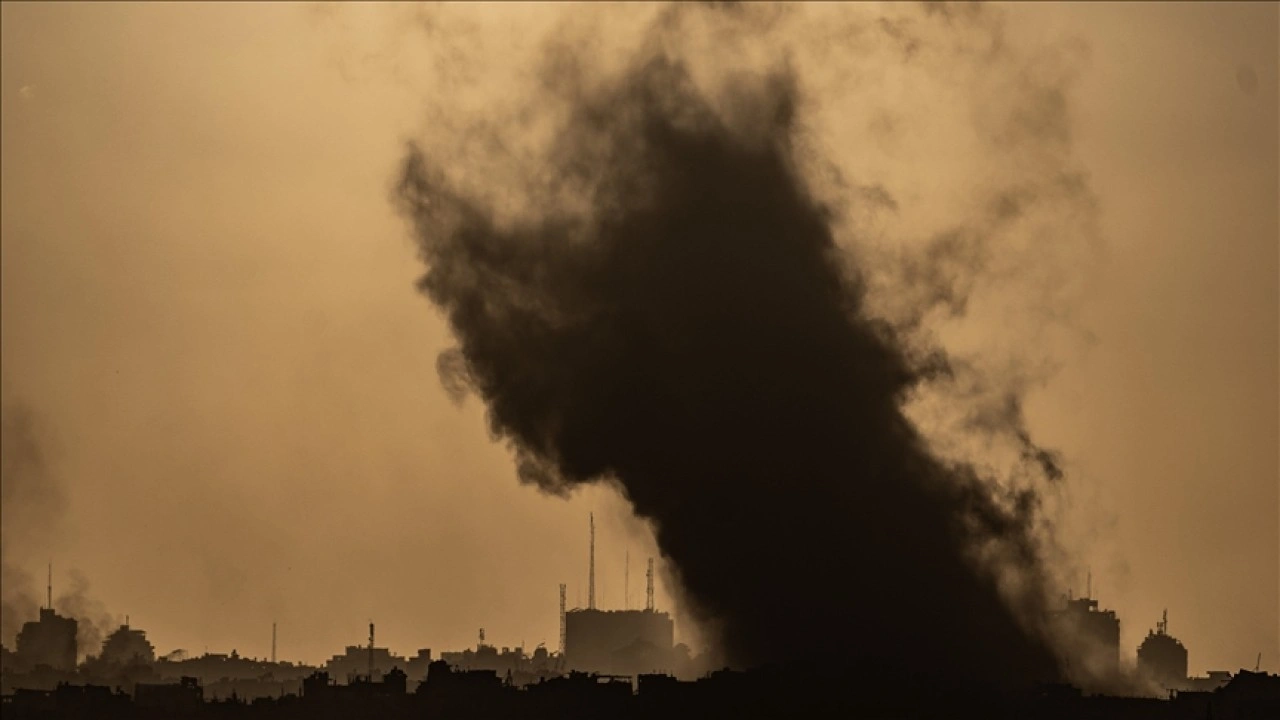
(645, 558, 655, 611)
(588, 513, 596, 610)
(558, 584, 567, 656)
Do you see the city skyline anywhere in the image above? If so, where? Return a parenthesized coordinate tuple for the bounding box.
(3, 553, 1233, 676)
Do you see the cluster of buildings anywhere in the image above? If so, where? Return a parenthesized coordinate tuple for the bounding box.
(0, 520, 688, 700)
(1056, 586, 1238, 695)
(1, 535, 1274, 717)
(4, 658, 1278, 720)
(3, 611, 158, 677)
(8, 608, 77, 672)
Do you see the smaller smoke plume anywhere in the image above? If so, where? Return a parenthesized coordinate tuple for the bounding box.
(0, 398, 65, 647)
(1, 394, 116, 660)
(56, 569, 119, 662)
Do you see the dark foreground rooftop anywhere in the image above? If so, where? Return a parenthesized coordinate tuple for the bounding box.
(2, 662, 1277, 720)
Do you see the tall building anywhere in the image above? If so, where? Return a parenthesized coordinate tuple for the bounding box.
(15, 608, 78, 671)
(562, 514, 675, 676)
(564, 609, 674, 676)
(99, 623, 156, 666)
(1137, 610, 1188, 689)
(1058, 595, 1120, 679)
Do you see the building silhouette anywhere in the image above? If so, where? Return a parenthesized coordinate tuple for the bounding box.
(1058, 592, 1120, 679)
(149, 648, 323, 700)
(98, 623, 156, 667)
(560, 516, 677, 678)
(1138, 610, 1188, 690)
(564, 608, 674, 676)
(439, 640, 560, 687)
(134, 676, 202, 713)
(15, 609, 77, 672)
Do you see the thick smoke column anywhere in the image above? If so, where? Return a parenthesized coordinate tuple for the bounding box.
(396, 31, 1069, 691)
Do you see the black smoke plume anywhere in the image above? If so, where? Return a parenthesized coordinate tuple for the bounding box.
(394, 5, 1086, 693)
(1, 397, 117, 660)
(1, 400, 63, 647)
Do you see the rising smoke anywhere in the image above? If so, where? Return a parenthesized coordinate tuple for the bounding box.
(1, 396, 117, 659)
(392, 3, 1101, 691)
(0, 399, 63, 647)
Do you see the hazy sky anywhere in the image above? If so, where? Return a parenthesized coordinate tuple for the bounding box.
(1, 2, 1275, 675)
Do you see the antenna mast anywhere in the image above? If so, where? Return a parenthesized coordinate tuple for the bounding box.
(558, 584, 567, 655)
(588, 513, 596, 610)
(46, 562, 52, 610)
(645, 558, 655, 611)
(272, 622, 277, 664)
(368, 622, 375, 680)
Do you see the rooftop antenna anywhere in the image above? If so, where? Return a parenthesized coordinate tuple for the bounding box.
(1256, 653, 1262, 672)
(368, 622, 375, 680)
(558, 584, 567, 655)
(272, 622, 277, 664)
(46, 562, 52, 611)
(645, 557, 655, 611)
(1159, 609, 1168, 634)
(588, 513, 596, 610)
(624, 551, 630, 610)
(479, 627, 485, 648)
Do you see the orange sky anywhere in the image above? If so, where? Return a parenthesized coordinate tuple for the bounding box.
(1, 2, 1275, 674)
